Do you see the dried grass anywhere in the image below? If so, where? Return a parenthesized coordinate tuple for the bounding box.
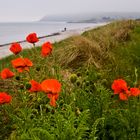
(55, 36, 110, 69)
(54, 20, 136, 69)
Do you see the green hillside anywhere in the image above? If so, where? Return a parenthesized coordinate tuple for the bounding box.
(0, 20, 140, 140)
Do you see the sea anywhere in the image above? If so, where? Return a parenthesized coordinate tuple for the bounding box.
(0, 21, 101, 45)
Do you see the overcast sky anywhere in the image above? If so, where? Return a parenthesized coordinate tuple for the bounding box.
(0, 0, 140, 22)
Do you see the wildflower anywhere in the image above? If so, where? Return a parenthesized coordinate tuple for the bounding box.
(0, 92, 12, 104)
(111, 79, 128, 94)
(41, 42, 52, 57)
(41, 79, 61, 107)
(29, 80, 42, 92)
(111, 79, 129, 101)
(11, 58, 33, 72)
(1, 68, 14, 79)
(41, 79, 61, 94)
(9, 42, 22, 55)
(130, 88, 140, 97)
(26, 33, 39, 44)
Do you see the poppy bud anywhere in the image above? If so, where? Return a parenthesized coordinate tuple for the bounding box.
(76, 80, 81, 87)
(51, 109, 55, 114)
(70, 74, 77, 83)
(59, 100, 64, 106)
(97, 73, 102, 79)
(111, 95, 115, 98)
(25, 83, 31, 90)
(15, 76, 20, 80)
(36, 67, 41, 71)
(85, 81, 90, 86)
(46, 107, 50, 113)
(77, 72, 82, 77)
(37, 97, 41, 102)
(76, 108, 81, 116)
(12, 124, 17, 130)
(20, 84, 24, 90)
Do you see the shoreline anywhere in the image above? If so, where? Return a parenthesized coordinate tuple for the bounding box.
(0, 22, 107, 58)
(0, 32, 60, 47)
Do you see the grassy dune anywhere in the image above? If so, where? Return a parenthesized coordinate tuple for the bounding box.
(0, 20, 140, 139)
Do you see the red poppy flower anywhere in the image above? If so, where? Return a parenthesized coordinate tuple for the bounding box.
(26, 33, 39, 44)
(0, 92, 12, 104)
(11, 58, 33, 72)
(119, 92, 128, 100)
(29, 80, 42, 92)
(130, 88, 140, 97)
(41, 79, 61, 107)
(47, 93, 59, 107)
(9, 42, 22, 55)
(1, 68, 15, 79)
(41, 42, 52, 57)
(111, 79, 128, 94)
(41, 79, 61, 94)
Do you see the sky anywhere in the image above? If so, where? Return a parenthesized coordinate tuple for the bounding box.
(0, 0, 140, 22)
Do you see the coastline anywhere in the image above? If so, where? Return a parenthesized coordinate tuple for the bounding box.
(0, 32, 60, 47)
(0, 22, 107, 59)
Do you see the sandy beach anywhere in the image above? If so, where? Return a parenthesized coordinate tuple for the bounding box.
(0, 23, 107, 59)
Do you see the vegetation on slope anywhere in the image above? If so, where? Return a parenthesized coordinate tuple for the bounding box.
(0, 20, 140, 140)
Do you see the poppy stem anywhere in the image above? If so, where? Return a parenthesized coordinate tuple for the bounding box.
(26, 70, 32, 79)
(35, 92, 38, 99)
(40, 105, 43, 116)
(19, 54, 23, 58)
(33, 43, 35, 47)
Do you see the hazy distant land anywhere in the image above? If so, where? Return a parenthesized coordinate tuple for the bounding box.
(40, 12, 140, 23)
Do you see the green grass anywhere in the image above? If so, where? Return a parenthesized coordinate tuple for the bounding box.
(0, 20, 140, 140)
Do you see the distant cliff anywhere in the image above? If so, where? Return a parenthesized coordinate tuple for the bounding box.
(40, 12, 140, 23)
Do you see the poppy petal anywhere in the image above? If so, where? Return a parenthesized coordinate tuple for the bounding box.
(1, 68, 14, 79)
(119, 92, 128, 100)
(41, 79, 61, 94)
(10, 43, 22, 55)
(26, 33, 39, 44)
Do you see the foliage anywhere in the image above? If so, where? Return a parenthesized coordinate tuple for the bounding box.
(0, 20, 140, 140)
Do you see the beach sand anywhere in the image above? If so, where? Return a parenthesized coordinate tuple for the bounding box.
(0, 23, 106, 59)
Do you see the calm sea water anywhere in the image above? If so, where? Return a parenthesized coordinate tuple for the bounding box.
(0, 22, 99, 45)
